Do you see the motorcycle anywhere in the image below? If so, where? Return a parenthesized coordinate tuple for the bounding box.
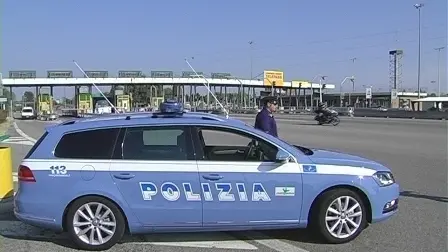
(314, 109, 340, 126)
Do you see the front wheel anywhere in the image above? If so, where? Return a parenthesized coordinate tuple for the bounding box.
(310, 189, 367, 244)
(332, 117, 340, 126)
(65, 196, 126, 251)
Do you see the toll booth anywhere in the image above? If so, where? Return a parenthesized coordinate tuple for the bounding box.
(150, 97, 164, 110)
(78, 93, 93, 114)
(38, 93, 53, 116)
(116, 94, 132, 112)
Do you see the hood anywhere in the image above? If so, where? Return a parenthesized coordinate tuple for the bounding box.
(306, 148, 388, 171)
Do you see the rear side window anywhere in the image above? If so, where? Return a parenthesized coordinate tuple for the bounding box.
(54, 128, 120, 159)
(24, 131, 48, 159)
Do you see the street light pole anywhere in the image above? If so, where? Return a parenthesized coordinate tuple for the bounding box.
(249, 41, 254, 80)
(414, 3, 424, 110)
(435, 46, 445, 97)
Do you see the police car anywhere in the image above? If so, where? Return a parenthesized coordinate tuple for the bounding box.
(14, 100, 399, 251)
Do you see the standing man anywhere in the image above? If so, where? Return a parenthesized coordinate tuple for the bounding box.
(255, 96, 278, 137)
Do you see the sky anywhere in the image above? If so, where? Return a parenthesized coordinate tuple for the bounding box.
(1, 0, 447, 98)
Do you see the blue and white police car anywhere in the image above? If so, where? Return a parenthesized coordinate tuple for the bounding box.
(14, 100, 399, 251)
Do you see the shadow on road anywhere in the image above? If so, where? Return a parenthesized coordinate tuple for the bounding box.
(1, 204, 327, 249)
(400, 190, 448, 203)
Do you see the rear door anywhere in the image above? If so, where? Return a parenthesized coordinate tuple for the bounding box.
(110, 125, 203, 228)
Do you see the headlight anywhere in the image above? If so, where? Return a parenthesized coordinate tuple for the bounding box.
(373, 171, 395, 187)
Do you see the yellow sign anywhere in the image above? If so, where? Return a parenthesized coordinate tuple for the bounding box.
(291, 80, 311, 88)
(263, 70, 284, 87)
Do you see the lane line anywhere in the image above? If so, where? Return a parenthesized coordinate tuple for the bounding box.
(242, 231, 310, 252)
(13, 122, 37, 143)
(0, 221, 258, 250)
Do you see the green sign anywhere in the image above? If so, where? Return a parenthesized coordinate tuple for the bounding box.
(47, 71, 73, 78)
(151, 71, 173, 78)
(211, 72, 231, 79)
(85, 71, 108, 78)
(182, 71, 203, 78)
(9, 71, 36, 78)
(118, 71, 142, 78)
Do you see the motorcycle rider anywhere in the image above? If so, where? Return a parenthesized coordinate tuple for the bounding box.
(255, 96, 278, 137)
(315, 102, 331, 120)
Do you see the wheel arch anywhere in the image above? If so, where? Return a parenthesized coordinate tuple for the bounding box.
(308, 184, 372, 224)
(62, 194, 130, 234)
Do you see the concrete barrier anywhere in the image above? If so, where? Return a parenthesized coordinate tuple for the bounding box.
(353, 109, 448, 120)
(0, 146, 14, 213)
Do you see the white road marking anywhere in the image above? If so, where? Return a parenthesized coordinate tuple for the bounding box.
(242, 231, 310, 252)
(1, 137, 35, 146)
(12, 172, 17, 182)
(0, 220, 258, 250)
(138, 232, 258, 250)
(13, 122, 37, 143)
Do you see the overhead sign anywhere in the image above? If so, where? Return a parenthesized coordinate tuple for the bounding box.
(264, 70, 284, 87)
(182, 71, 204, 78)
(365, 87, 372, 99)
(118, 71, 142, 78)
(85, 71, 108, 78)
(391, 89, 398, 99)
(291, 80, 311, 88)
(211, 72, 231, 79)
(151, 71, 173, 78)
(9, 71, 36, 79)
(47, 71, 73, 78)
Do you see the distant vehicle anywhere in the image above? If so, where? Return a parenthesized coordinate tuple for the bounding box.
(15, 100, 399, 251)
(314, 109, 341, 126)
(20, 107, 35, 119)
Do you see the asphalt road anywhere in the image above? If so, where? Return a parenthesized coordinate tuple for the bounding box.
(0, 115, 447, 252)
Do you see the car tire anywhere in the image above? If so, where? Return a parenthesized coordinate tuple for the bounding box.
(311, 188, 367, 244)
(66, 196, 126, 251)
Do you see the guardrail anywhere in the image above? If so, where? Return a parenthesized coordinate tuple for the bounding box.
(57, 107, 447, 120)
(353, 109, 448, 120)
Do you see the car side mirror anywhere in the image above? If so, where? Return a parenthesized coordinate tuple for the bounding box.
(275, 150, 291, 163)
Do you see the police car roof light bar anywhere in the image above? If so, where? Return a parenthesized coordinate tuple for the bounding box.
(73, 60, 119, 113)
(184, 58, 229, 119)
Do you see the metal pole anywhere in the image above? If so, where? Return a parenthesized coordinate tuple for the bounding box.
(319, 78, 322, 103)
(249, 41, 254, 80)
(435, 47, 445, 97)
(415, 3, 424, 110)
(417, 7, 421, 101)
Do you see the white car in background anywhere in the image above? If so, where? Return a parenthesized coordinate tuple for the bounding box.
(20, 107, 35, 119)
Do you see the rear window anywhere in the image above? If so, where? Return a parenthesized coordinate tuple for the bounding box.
(22, 109, 33, 113)
(54, 128, 120, 159)
(24, 132, 48, 159)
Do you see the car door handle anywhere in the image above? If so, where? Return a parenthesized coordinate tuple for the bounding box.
(202, 174, 223, 181)
(113, 173, 135, 180)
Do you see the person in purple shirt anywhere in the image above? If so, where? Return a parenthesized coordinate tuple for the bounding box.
(254, 96, 278, 137)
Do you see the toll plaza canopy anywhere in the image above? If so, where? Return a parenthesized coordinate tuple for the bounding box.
(1, 77, 335, 89)
(1, 70, 336, 90)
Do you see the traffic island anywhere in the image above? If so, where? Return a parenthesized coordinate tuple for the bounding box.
(0, 119, 11, 142)
(0, 146, 14, 214)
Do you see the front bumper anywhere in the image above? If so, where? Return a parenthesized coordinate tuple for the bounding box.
(370, 182, 400, 223)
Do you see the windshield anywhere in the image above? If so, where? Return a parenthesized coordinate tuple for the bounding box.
(22, 109, 33, 113)
(276, 137, 314, 156)
(244, 123, 314, 156)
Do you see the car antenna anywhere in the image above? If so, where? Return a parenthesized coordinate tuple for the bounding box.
(73, 60, 119, 113)
(184, 58, 229, 119)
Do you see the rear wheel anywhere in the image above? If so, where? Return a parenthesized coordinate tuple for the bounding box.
(310, 189, 367, 243)
(66, 196, 126, 251)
